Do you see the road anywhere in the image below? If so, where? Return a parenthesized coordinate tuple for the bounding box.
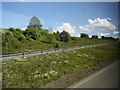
(69, 61, 119, 88)
(1, 42, 115, 61)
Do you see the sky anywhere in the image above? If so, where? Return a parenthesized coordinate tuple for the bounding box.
(1, 1, 119, 38)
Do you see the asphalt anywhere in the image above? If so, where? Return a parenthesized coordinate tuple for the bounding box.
(68, 61, 119, 88)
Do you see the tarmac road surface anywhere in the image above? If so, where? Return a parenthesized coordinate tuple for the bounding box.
(69, 61, 119, 88)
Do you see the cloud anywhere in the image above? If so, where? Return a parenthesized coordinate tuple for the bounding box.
(100, 32, 110, 36)
(49, 30, 57, 34)
(79, 18, 116, 32)
(106, 18, 112, 21)
(77, 34, 80, 37)
(21, 27, 27, 30)
(54, 23, 75, 34)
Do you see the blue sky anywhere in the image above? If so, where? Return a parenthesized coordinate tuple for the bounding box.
(2, 2, 119, 38)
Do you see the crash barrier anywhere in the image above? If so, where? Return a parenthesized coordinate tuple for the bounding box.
(1, 42, 117, 61)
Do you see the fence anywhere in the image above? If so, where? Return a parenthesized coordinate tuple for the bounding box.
(1, 42, 117, 61)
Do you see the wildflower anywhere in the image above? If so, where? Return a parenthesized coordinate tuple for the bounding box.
(66, 56, 68, 58)
(34, 74, 40, 78)
(49, 70, 55, 74)
(52, 61, 56, 64)
(77, 54, 81, 57)
(56, 54, 59, 56)
(64, 61, 69, 63)
(49, 70, 58, 75)
(82, 54, 89, 57)
(3, 62, 6, 65)
(57, 57, 59, 59)
(41, 73, 50, 79)
(35, 71, 39, 74)
(73, 51, 75, 53)
(90, 56, 94, 59)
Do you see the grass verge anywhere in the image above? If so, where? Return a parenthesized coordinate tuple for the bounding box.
(3, 38, 115, 54)
(2, 43, 120, 88)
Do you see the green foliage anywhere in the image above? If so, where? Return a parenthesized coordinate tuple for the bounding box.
(101, 36, 105, 39)
(53, 31, 61, 41)
(92, 35, 98, 39)
(65, 32, 72, 42)
(101, 36, 115, 40)
(54, 43, 60, 48)
(23, 28, 40, 40)
(80, 33, 89, 38)
(8, 27, 15, 32)
(27, 16, 42, 29)
(2, 28, 115, 54)
(71, 37, 78, 40)
(45, 34, 55, 44)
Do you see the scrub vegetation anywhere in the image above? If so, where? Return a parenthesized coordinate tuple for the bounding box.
(2, 27, 116, 54)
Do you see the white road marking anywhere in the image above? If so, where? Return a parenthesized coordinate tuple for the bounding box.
(71, 61, 119, 88)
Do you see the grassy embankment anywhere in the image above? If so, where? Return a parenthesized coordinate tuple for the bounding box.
(2, 43, 119, 88)
(2, 37, 114, 54)
(2, 27, 116, 54)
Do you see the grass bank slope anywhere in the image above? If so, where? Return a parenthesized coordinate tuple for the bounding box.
(2, 43, 119, 88)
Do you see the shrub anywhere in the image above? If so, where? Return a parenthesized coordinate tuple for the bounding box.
(80, 33, 89, 38)
(92, 35, 98, 39)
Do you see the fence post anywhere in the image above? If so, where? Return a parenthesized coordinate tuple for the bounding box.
(41, 50, 43, 54)
(65, 47, 67, 51)
(55, 48, 56, 52)
(23, 52, 25, 58)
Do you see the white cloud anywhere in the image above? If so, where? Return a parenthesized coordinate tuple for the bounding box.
(77, 34, 80, 37)
(79, 18, 116, 32)
(21, 27, 27, 30)
(113, 31, 120, 35)
(54, 23, 75, 34)
(49, 30, 57, 34)
(100, 32, 110, 36)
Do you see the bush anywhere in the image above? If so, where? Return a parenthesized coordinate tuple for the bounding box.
(9, 27, 14, 32)
(18, 37, 24, 41)
(80, 33, 89, 38)
(92, 35, 98, 39)
(23, 28, 40, 40)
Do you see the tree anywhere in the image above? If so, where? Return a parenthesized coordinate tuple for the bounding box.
(80, 33, 89, 38)
(9, 27, 14, 32)
(23, 28, 40, 40)
(92, 35, 98, 39)
(101, 36, 105, 39)
(27, 16, 42, 29)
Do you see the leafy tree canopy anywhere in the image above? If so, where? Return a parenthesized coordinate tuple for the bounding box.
(92, 35, 98, 39)
(27, 16, 42, 29)
(80, 33, 89, 38)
